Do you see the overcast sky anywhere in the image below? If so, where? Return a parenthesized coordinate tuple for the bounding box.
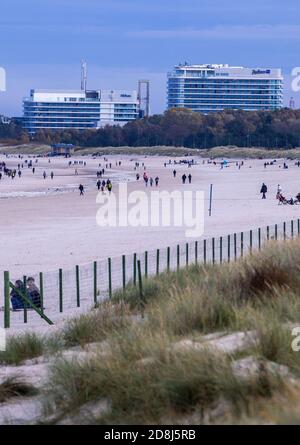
(0, 0, 299, 116)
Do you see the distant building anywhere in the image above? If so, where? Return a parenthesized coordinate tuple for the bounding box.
(167, 64, 283, 113)
(51, 143, 75, 157)
(23, 89, 140, 134)
(0, 114, 11, 124)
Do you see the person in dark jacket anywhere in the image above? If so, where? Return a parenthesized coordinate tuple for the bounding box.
(27, 277, 42, 308)
(260, 183, 268, 199)
(10, 280, 26, 311)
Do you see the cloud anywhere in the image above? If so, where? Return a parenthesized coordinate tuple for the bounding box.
(128, 24, 300, 40)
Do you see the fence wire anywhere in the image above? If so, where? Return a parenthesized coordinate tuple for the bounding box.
(1, 219, 299, 329)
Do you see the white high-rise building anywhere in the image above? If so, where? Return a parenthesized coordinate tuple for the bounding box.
(23, 89, 140, 134)
(167, 64, 283, 113)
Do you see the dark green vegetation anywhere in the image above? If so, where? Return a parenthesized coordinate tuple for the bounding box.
(2, 108, 300, 149)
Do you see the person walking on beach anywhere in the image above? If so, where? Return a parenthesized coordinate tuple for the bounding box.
(18, 170, 21, 178)
(182, 174, 187, 184)
(97, 179, 101, 190)
(150, 177, 153, 187)
(43, 171, 47, 179)
(188, 174, 192, 184)
(155, 176, 159, 186)
(79, 184, 84, 195)
(173, 169, 176, 178)
(107, 182, 112, 195)
(260, 182, 268, 199)
(32, 167, 35, 174)
(50, 171, 54, 180)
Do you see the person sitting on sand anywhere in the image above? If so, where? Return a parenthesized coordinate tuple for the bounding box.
(10, 280, 26, 311)
(27, 277, 42, 308)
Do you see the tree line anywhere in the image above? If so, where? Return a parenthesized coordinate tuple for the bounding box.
(1, 108, 300, 149)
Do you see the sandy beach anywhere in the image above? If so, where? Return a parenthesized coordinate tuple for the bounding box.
(1, 153, 300, 278)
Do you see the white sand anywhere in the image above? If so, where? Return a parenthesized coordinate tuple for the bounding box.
(1, 153, 300, 276)
(1, 153, 300, 331)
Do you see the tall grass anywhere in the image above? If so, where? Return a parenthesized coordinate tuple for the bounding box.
(0, 333, 45, 366)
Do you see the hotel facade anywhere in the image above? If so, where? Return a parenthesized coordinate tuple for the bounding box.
(167, 64, 283, 113)
(23, 89, 140, 134)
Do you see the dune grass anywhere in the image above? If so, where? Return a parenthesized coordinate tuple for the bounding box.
(2, 238, 300, 423)
(0, 377, 38, 403)
(0, 333, 45, 366)
(40, 238, 300, 424)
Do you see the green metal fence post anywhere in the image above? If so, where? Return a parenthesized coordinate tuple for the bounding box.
(241, 232, 244, 258)
(133, 253, 137, 285)
(204, 239, 207, 264)
(258, 228, 261, 251)
(76, 265, 80, 307)
(59, 269, 63, 313)
(275, 224, 278, 241)
(298, 219, 300, 236)
(177, 244, 180, 270)
(23, 275, 27, 323)
(167, 247, 170, 272)
(227, 234, 230, 263)
(144, 251, 148, 278)
(249, 230, 253, 254)
(137, 260, 145, 317)
(108, 257, 112, 298)
(93, 261, 97, 304)
(220, 236, 223, 263)
(267, 225, 270, 241)
(39, 272, 44, 314)
(195, 241, 198, 265)
(186, 243, 189, 267)
(291, 220, 294, 239)
(234, 233, 237, 261)
(212, 237, 215, 264)
(4, 271, 10, 329)
(156, 249, 160, 275)
(284, 221, 286, 240)
(122, 255, 126, 292)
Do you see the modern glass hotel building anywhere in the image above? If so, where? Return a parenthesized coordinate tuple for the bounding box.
(167, 64, 283, 113)
(23, 89, 140, 134)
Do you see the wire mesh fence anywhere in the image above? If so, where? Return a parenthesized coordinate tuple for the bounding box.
(1, 218, 299, 329)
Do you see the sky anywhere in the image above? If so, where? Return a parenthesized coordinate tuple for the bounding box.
(0, 0, 300, 116)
